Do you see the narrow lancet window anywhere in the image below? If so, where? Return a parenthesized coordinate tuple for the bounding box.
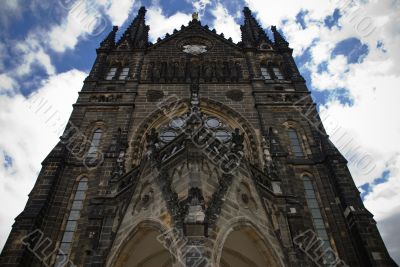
(87, 128, 102, 160)
(55, 178, 88, 266)
(119, 67, 130, 80)
(303, 175, 331, 248)
(105, 67, 117, 80)
(288, 128, 304, 157)
(272, 67, 284, 80)
(261, 66, 271, 80)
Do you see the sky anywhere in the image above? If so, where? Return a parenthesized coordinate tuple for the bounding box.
(0, 0, 399, 263)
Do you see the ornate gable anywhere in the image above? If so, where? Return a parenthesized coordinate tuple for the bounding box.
(140, 18, 249, 83)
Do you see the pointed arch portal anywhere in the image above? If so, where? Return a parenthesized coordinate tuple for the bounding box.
(113, 227, 174, 267)
(219, 225, 282, 267)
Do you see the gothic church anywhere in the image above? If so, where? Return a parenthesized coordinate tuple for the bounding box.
(0, 6, 396, 267)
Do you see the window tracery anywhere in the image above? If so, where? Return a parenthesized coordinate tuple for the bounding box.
(157, 115, 233, 145)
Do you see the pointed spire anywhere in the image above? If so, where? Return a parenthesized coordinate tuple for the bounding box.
(271, 26, 289, 50)
(117, 6, 149, 49)
(98, 26, 118, 51)
(240, 7, 271, 48)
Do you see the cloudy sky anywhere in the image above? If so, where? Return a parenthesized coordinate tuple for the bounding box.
(0, 0, 399, 263)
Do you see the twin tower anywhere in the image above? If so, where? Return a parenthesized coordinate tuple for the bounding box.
(1, 6, 396, 267)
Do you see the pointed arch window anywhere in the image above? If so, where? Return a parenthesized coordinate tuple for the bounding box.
(272, 67, 284, 80)
(288, 128, 304, 157)
(261, 66, 271, 80)
(87, 128, 102, 159)
(105, 67, 117, 80)
(55, 178, 88, 266)
(119, 67, 130, 80)
(303, 175, 330, 246)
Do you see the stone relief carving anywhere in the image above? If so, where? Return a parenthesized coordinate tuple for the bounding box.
(226, 89, 244, 101)
(89, 94, 122, 103)
(133, 183, 154, 213)
(236, 182, 257, 211)
(183, 44, 207, 55)
(145, 59, 245, 83)
(146, 89, 164, 102)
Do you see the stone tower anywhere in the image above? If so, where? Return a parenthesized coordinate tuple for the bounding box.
(1, 6, 396, 267)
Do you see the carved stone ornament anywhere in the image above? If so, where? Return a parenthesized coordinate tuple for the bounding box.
(183, 44, 207, 55)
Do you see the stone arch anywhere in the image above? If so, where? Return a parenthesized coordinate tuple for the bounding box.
(107, 219, 176, 267)
(212, 217, 286, 267)
(128, 98, 263, 167)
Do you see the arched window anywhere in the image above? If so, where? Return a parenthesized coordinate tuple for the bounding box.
(272, 66, 284, 80)
(288, 128, 304, 157)
(87, 128, 102, 159)
(105, 67, 117, 80)
(260, 65, 271, 80)
(119, 67, 130, 80)
(55, 178, 88, 266)
(303, 175, 330, 246)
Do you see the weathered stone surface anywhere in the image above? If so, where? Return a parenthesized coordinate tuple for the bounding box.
(0, 6, 396, 267)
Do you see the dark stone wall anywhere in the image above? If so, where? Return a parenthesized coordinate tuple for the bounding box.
(1, 10, 396, 267)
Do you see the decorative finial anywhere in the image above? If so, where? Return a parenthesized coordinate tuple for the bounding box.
(192, 12, 199, 21)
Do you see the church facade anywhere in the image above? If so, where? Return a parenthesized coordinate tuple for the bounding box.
(0, 7, 396, 267)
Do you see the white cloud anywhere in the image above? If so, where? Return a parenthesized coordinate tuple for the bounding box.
(192, 0, 212, 16)
(310, 55, 348, 90)
(0, 74, 17, 94)
(0, 69, 86, 251)
(146, 7, 192, 42)
(245, 0, 337, 28)
(45, 0, 136, 53)
(210, 3, 241, 43)
(0, 0, 22, 27)
(102, 0, 136, 26)
(13, 32, 55, 77)
(48, 1, 106, 53)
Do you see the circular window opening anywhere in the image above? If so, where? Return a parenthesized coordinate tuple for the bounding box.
(170, 117, 186, 129)
(215, 130, 231, 142)
(159, 130, 177, 142)
(205, 118, 221, 128)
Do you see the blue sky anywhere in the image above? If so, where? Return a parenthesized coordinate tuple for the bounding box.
(0, 0, 399, 263)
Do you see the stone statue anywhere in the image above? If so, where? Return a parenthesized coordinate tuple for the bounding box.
(235, 62, 243, 80)
(232, 128, 244, 153)
(173, 62, 179, 82)
(167, 62, 175, 82)
(177, 60, 186, 82)
(190, 61, 200, 81)
(203, 62, 213, 82)
(145, 128, 160, 161)
(215, 61, 224, 82)
(229, 61, 238, 82)
(152, 63, 161, 82)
